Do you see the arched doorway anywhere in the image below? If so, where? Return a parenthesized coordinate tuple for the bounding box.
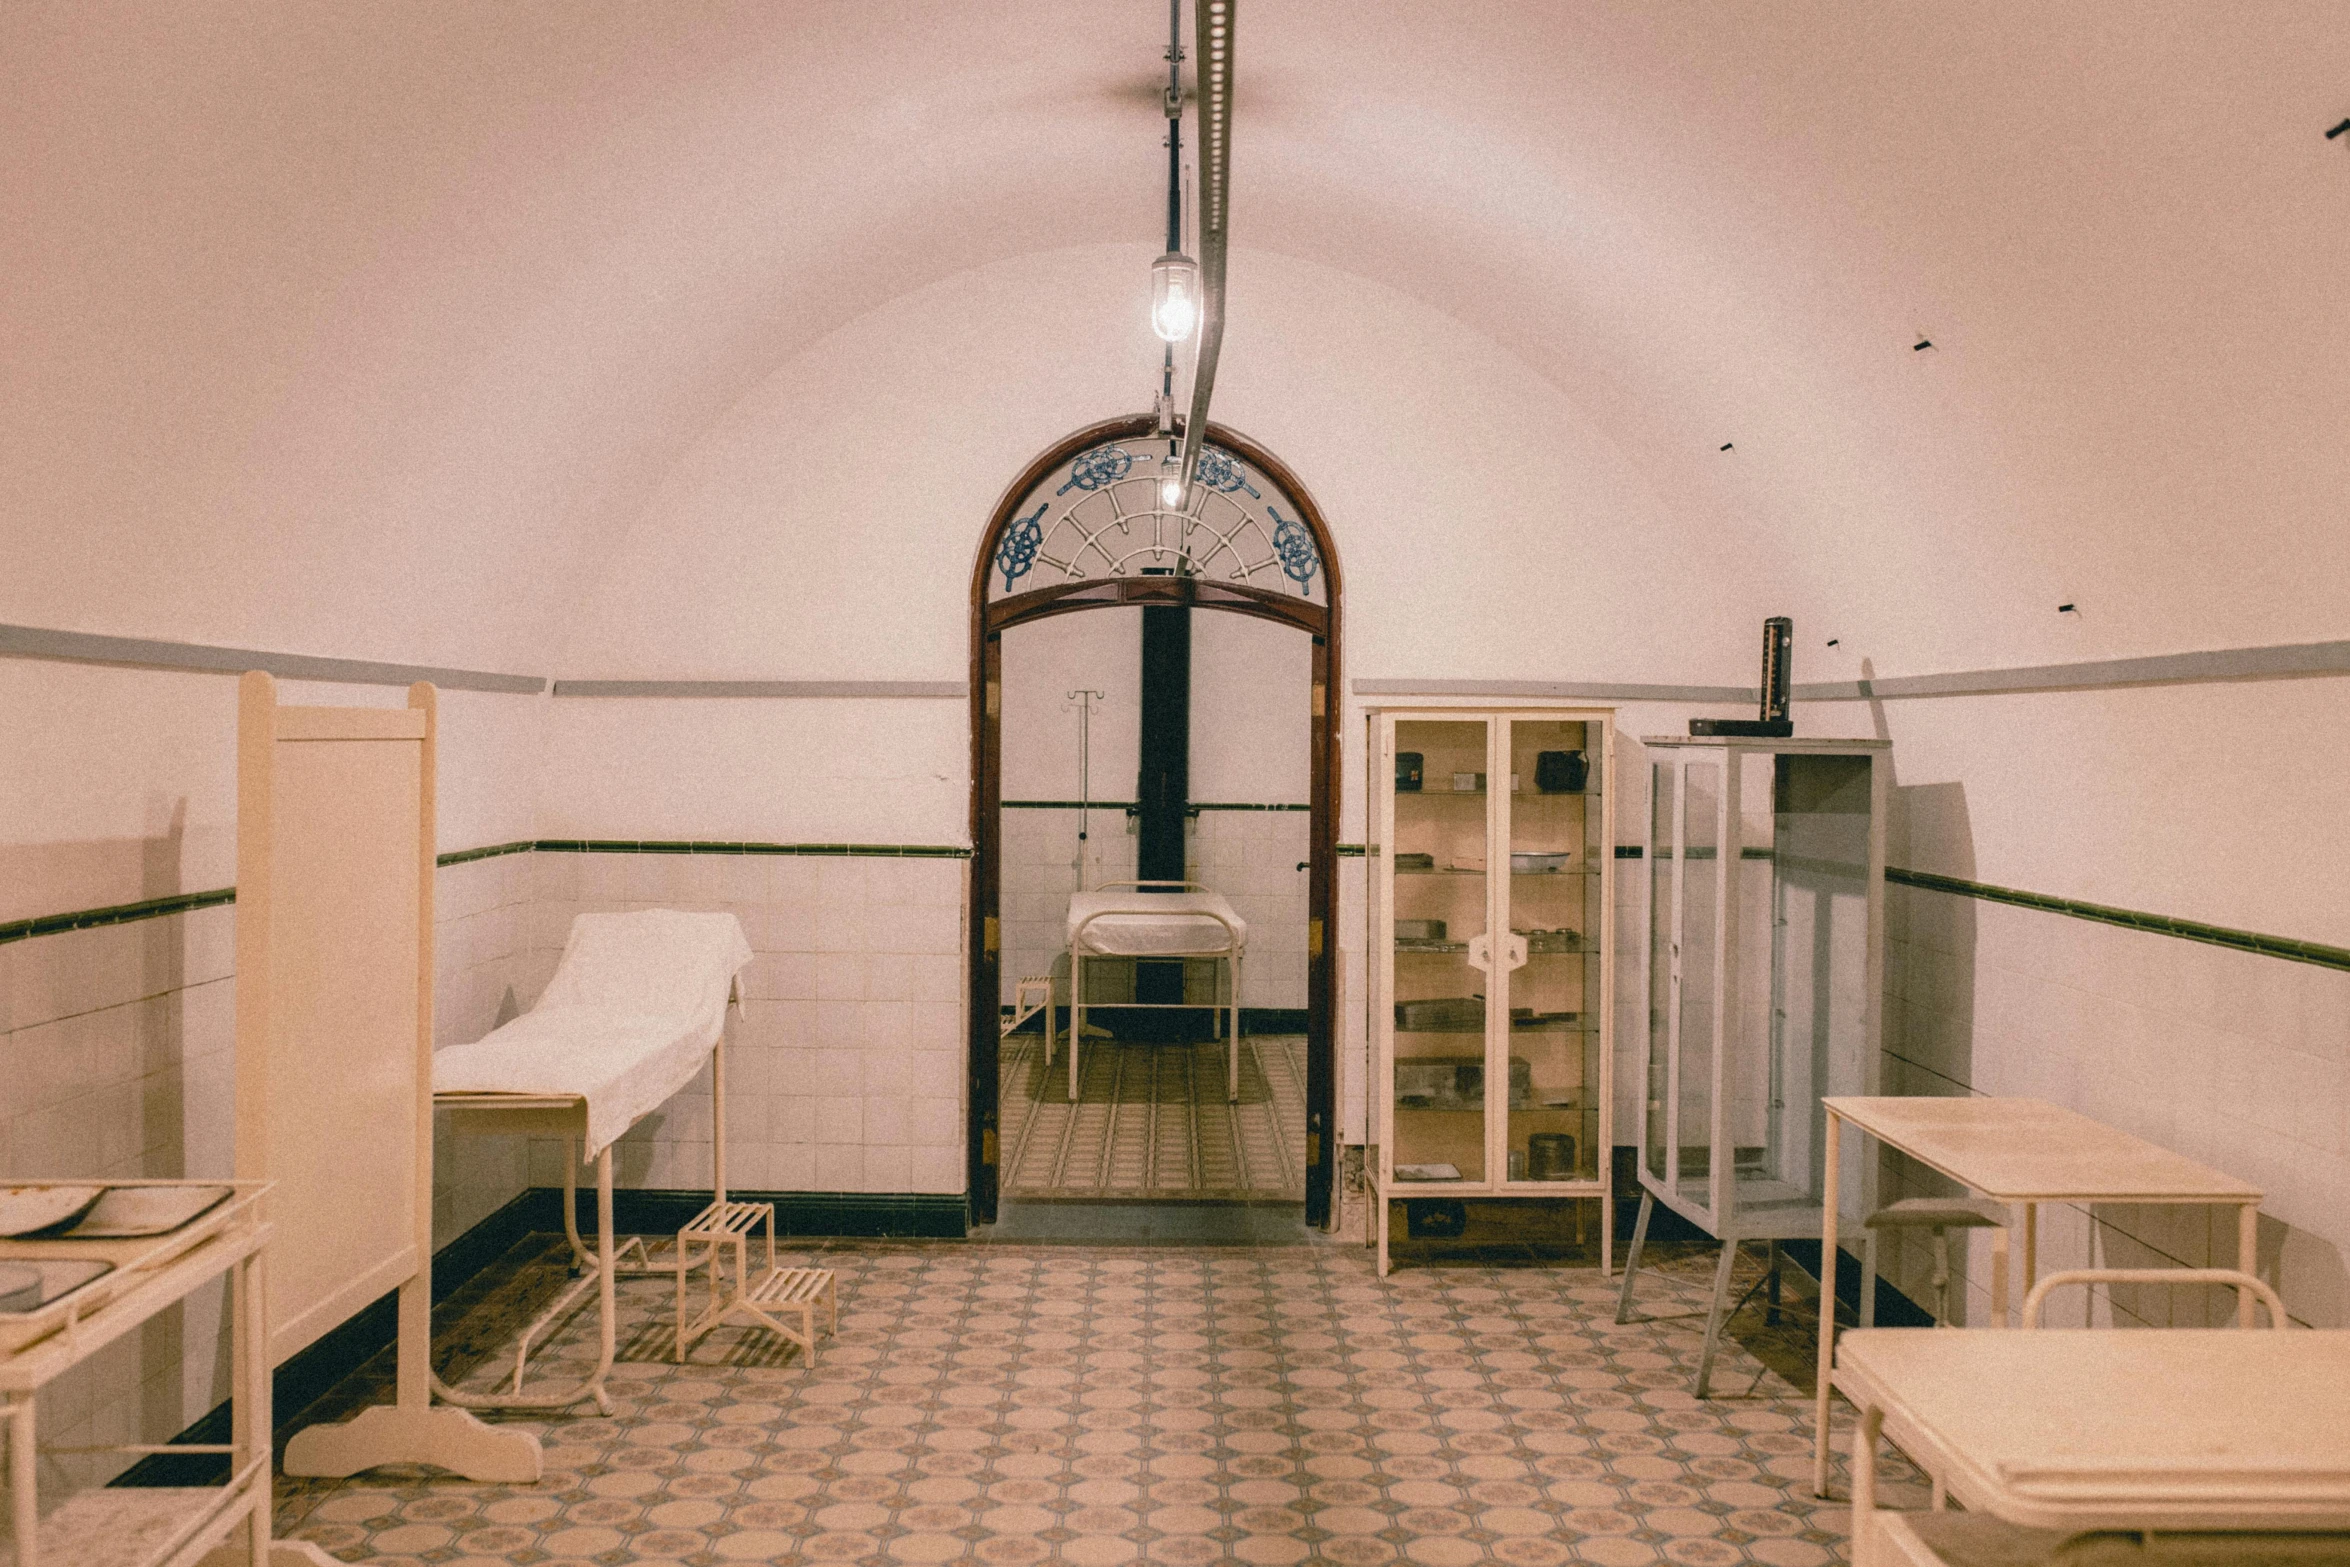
(967, 415, 1342, 1228)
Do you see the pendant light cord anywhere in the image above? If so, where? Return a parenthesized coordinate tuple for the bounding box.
(1160, 0, 1184, 430)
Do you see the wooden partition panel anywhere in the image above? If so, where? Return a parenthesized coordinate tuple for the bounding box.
(235, 674, 433, 1368)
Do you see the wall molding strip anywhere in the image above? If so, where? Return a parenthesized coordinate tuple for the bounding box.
(1353, 678, 1754, 703)
(1890, 867, 2350, 972)
(1796, 638, 2350, 702)
(551, 679, 966, 699)
(1363, 639, 2350, 709)
(0, 622, 545, 694)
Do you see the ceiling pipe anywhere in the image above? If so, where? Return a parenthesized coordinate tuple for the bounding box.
(1174, 0, 1234, 510)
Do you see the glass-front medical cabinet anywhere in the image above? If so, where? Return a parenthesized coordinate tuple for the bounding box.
(1365, 707, 1615, 1276)
(1620, 735, 1887, 1393)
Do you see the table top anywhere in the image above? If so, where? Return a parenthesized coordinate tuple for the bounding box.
(1835, 1328, 2350, 1532)
(1823, 1096, 2262, 1203)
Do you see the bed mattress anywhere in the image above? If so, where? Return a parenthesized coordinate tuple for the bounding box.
(433, 910, 753, 1155)
(1067, 890, 1248, 958)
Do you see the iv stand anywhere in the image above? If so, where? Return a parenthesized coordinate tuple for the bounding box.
(1069, 689, 1104, 890)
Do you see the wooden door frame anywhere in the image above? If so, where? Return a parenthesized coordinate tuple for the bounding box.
(966, 416, 1343, 1228)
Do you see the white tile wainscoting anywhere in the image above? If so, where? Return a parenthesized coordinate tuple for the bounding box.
(512, 847, 969, 1201)
(1880, 876, 2350, 1330)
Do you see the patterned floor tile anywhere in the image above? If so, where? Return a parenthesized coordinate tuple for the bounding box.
(273, 1226, 1913, 1564)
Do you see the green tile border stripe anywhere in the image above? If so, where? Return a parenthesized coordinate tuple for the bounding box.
(4, 839, 973, 945)
(1003, 800, 1310, 812)
(0, 886, 237, 946)
(435, 840, 536, 867)
(530, 840, 970, 858)
(1889, 867, 2350, 973)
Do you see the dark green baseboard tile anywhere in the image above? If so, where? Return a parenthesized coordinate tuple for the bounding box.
(594, 1188, 969, 1240)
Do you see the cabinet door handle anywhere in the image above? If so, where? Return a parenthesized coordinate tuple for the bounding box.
(1505, 932, 1529, 971)
(1466, 933, 1491, 973)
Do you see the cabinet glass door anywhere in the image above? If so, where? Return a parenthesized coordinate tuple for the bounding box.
(1644, 760, 1673, 1186)
(1388, 717, 1490, 1186)
(1675, 757, 1723, 1221)
(1748, 749, 1876, 1211)
(1503, 717, 1602, 1183)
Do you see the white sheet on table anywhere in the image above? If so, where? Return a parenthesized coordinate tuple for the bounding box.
(1066, 890, 1248, 958)
(433, 910, 752, 1156)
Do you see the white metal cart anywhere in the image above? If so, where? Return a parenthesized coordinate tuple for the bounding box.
(0, 1180, 310, 1567)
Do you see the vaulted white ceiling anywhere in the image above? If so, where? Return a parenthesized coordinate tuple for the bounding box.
(5, 2, 2344, 677)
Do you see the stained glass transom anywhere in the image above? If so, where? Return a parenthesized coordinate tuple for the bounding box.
(989, 441, 1325, 604)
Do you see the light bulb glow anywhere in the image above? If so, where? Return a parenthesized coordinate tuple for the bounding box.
(1158, 455, 1186, 509)
(1151, 252, 1200, 342)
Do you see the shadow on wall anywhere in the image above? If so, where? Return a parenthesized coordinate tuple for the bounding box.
(1875, 653, 1977, 1106)
(1868, 668, 1992, 1317)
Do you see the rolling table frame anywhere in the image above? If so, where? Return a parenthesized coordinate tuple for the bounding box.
(0, 1185, 325, 1567)
(1814, 1095, 2266, 1498)
(1837, 1325, 2350, 1559)
(431, 1001, 738, 1415)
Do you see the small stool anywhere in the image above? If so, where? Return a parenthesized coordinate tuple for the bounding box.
(677, 1198, 827, 1362)
(743, 1266, 839, 1364)
(1862, 1196, 2007, 1326)
(1007, 976, 1056, 1065)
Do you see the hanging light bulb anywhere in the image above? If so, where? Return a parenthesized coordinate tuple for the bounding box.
(1151, 251, 1200, 342)
(1158, 451, 1187, 509)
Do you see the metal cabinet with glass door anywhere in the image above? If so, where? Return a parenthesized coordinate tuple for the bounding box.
(1618, 735, 1887, 1394)
(1366, 707, 1614, 1276)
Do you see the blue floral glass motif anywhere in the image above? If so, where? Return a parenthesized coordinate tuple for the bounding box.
(1196, 447, 1260, 497)
(1269, 505, 1319, 589)
(1057, 444, 1134, 495)
(996, 501, 1046, 592)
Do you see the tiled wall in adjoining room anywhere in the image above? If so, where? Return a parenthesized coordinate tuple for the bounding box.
(1882, 881, 2350, 1329)
(997, 806, 1309, 1012)
(512, 848, 969, 1200)
(999, 808, 1137, 1006)
(1190, 810, 1311, 1010)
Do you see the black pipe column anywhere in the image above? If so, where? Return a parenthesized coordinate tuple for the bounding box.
(1133, 592, 1193, 1038)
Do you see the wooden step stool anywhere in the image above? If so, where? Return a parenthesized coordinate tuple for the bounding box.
(674, 1198, 835, 1363)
